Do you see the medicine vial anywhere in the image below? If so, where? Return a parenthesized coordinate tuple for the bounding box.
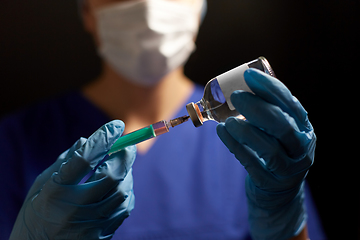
(186, 57, 276, 127)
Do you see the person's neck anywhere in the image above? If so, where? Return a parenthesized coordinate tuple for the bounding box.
(82, 63, 194, 134)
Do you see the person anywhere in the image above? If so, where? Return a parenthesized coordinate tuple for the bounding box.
(0, 0, 326, 239)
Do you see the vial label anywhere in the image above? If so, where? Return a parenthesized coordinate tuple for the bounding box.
(216, 63, 254, 110)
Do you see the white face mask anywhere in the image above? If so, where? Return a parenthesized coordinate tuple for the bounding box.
(95, 0, 202, 86)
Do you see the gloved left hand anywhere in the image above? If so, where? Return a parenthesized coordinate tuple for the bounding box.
(217, 69, 315, 240)
(10, 120, 136, 240)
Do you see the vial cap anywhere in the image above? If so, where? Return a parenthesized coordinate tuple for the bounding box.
(186, 102, 203, 127)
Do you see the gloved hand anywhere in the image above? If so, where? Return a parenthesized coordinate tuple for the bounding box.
(217, 69, 315, 240)
(10, 120, 136, 240)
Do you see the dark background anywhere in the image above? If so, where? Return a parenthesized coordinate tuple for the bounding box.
(1, 0, 359, 239)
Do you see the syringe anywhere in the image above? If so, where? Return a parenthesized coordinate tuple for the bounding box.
(108, 115, 190, 155)
(79, 115, 189, 184)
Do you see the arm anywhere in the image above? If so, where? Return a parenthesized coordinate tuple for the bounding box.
(217, 69, 315, 240)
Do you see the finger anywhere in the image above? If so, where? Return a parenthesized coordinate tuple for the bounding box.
(216, 123, 272, 182)
(97, 168, 134, 220)
(224, 117, 284, 170)
(54, 120, 125, 185)
(243, 69, 310, 132)
(45, 174, 121, 205)
(61, 137, 87, 162)
(33, 181, 128, 223)
(224, 117, 312, 176)
(102, 189, 135, 236)
(32, 137, 88, 190)
(54, 154, 94, 185)
(97, 145, 137, 181)
(230, 91, 308, 159)
(76, 120, 125, 168)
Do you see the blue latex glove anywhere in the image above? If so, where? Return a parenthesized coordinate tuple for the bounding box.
(10, 120, 136, 240)
(217, 69, 315, 240)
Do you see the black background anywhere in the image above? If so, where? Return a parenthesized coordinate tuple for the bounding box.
(1, 0, 359, 239)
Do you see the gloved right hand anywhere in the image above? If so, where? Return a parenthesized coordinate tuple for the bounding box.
(10, 120, 136, 240)
(217, 69, 315, 240)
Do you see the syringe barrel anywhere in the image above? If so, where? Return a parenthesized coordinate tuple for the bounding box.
(108, 124, 156, 155)
(107, 120, 170, 155)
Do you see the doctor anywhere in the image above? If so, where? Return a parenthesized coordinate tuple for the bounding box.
(3, 0, 326, 239)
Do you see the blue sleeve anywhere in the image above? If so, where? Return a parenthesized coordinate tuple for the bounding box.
(305, 182, 327, 239)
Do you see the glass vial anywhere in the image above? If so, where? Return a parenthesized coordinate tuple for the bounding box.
(186, 57, 276, 127)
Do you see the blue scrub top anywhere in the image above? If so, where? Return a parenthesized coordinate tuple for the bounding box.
(0, 85, 326, 239)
